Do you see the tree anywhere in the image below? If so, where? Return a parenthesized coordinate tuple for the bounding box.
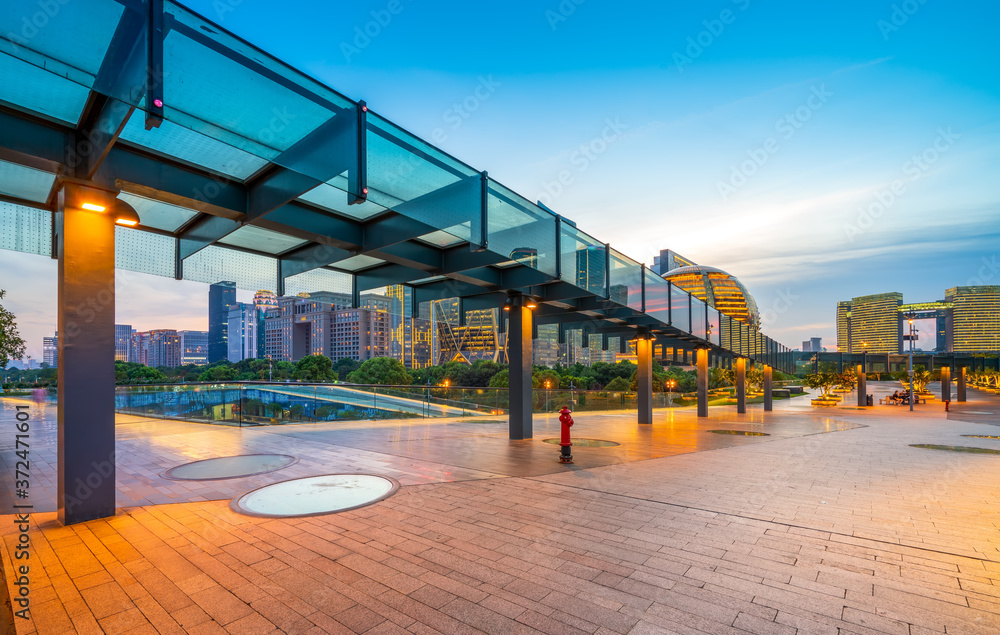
(198, 365, 238, 382)
(605, 376, 631, 391)
(346, 357, 413, 385)
(804, 372, 840, 398)
(534, 369, 561, 390)
(487, 369, 509, 387)
(332, 357, 362, 380)
(293, 354, 337, 382)
(0, 290, 27, 369)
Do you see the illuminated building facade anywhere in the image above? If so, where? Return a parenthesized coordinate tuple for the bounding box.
(208, 281, 236, 363)
(836, 302, 852, 353)
(576, 246, 606, 296)
(115, 325, 133, 362)
(386, 285, 433, 368)
(43, 333, 57, 366)
(661, 265, 760, 328)
(135, 330, 181, 367)
(178, 330, 208, 365)
(840, 293, 903, 354)
(946, 286, 1000, 352)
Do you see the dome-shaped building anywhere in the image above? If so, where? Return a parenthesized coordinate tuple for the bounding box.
(662, 265, 760, 328)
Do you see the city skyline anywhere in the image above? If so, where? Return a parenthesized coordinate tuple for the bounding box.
(2, 1, 998, 361)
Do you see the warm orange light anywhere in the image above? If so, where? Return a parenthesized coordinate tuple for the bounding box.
(81, 202, 106, 212)
(115, 218, 138, 227)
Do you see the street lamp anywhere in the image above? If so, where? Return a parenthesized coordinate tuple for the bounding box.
(665, 379, 676, 408)
(907, 314, 916, 412)
(544, 379, 551, 412)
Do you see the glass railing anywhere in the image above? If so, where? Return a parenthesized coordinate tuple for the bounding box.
(113, 382, 735, 426)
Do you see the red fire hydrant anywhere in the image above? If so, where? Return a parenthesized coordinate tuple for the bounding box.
(944, 400, 950, 412)
(558, 407, 574, 464)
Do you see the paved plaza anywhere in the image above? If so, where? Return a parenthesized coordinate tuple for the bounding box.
(3, 384, 1000, 634)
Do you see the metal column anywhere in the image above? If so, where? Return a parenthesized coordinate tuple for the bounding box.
(57, 182, 118, 525)
(637, 338, 652, 424)
(508, 302, 533, 439)
(736, 358, 747, 414)
(941, 366, 951, 402)
(696, 348, 708, 418)
(957, 366, 967, 402)
(763, 365, 773, 412)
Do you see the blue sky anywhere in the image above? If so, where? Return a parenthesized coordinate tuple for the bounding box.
(4, 0, 999, 359)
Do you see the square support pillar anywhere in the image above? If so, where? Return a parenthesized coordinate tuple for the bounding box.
(941, 366, 951, 402)
(763, 365, 773, 412)
(57, 182, 118, 525)
(857, 364, 867, 407)
(637, 338, 652, 424)
(957, 367, 967, 402)
(696, 349, 708, 418)
(508, 304, 533, 439)
(736, 358, 747, 414)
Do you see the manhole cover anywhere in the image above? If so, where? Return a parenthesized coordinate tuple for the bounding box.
(231, 474, 399, 517)
(961, 435, 1000, 439)
(164, 454, 297, 481)
(910, 444, 1000, 455)
(708, 430, 770, 436)
(541, 438, 620, 447)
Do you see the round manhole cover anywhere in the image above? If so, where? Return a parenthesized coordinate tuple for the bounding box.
(541, 438, 620, 447)
(231, 474, 399, 518)
(164, 454, 297, 481)
(708, 430, 770, 436)
(910, 444, 1000, 455)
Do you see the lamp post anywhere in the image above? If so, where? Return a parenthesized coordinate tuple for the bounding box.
(666, 379, 676, 408)
(907, 314, 916, 412)
(861, 341, 868, 376)
(544, 380, 551, 413)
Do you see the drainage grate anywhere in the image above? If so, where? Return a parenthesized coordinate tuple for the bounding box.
(163, 454, 297, 481)
(541, 438, 620, 447)
(231, 474, 399, 518)
(910, 444, 1000, 455)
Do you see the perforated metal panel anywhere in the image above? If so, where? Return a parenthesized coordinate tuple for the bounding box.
(183, 245, 277, 291)
(0, 202, 51, 256)
(283, 267, 353, 296)
(115, 227, 175, 278)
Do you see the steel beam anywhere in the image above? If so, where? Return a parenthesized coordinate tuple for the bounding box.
(508, 303, 533, 440)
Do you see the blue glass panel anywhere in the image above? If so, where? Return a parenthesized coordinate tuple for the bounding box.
(118, 192, 197, 232)
(183, 245, 276, 291)
(330, 255, 385, 271)
(119, 116, 268, 179)
(560, 225, 605, 294)
(0, 202, 50, 256)
(644, 270, 669, 324)
(708, 308, 721, 346)
(298, 180, 387, 221)
(0, 160, 55, 202)
(217, 226, 308, 254)
(0, 0, 122, 78)
(691, 296, 707, 341)
(417, 230, 464, 247)
(366, 113, 478, 231)
(487, 181, 556, 276)
(670, 284, 690, 333)
(608, 249, 642, 309)
(0, 53, 90, 124)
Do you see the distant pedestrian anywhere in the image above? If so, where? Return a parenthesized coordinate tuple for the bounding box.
(32, 387, 46, 403)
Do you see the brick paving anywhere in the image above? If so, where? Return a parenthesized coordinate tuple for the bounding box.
(3, 384, 1000, 633)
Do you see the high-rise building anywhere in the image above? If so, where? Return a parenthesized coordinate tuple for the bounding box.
(135, 330, 181, 367)
(253, 290, 278, 360)
(262, 291, 392, 362)
(836, 301, 852, 352)
(227, 303, 258, 362)
(208, 281, 236, 363)
(115, 324, 133, 361)
(801, 336, 823, 352)
(837, 293, 903, 354)
(42, 333, 57, 366)
(385, 286, 433, 369)
(650, 249, 698, 275)
(178, 330, 209, 365)
(945, 286, 1000, 352)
